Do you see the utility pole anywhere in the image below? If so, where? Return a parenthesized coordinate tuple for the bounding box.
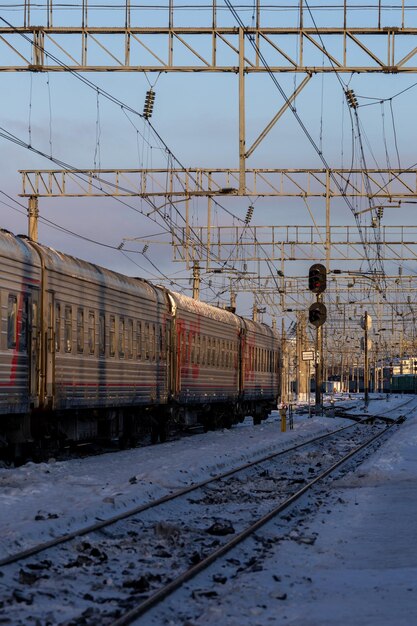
(363, 311, 371, 408)
(315, 295, 324, 413)
(28, 195, 39, 241)
(192, 262, 200, 300)
(281, 319, 288, 406)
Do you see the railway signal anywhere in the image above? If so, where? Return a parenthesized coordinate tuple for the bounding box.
(308, 263, 327, 294)
(308, 302, 327, 327)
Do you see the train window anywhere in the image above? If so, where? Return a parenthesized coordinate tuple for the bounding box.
(88, 311, 95, 355)
(151, 324, 156, 361)
(127, 319, 133, 358)
(119, 316, 125, 358)
(64, 306, 72, 353)
(196, 334, 200, 365)
(7, 294, 17, 349)
(201, 335, 206, 366)
(164, 323, 170, 362)
(99, 313, 105, 356)
(189, 332, 193, 364)
(19, 296, 29, 353)
(109, 316, 116, 357)
(77, 308, 84, 353)
(55, 303, 61, 352)
(158, 325, 163, 360)
(144, 322, 150, 360)
(136, 321, 142, 359)
(180, 329, 186, 366)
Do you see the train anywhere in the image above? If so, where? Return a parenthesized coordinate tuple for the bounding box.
(0, 229, 280, 460)
(390, 374, 417, 394)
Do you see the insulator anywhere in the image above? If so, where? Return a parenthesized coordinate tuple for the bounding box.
(377, 207, 384, 219)
(245, 205, 254, 224)
(345, 89, 358, 109)
(142, 244, 149, 254)
(143, 89, 156, 119)
(371, 217, 378, 228)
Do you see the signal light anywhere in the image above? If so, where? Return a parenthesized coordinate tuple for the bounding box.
(309, 302, 327, 328)
(143, 89, 156, 119)
(308, 263, 327, 294)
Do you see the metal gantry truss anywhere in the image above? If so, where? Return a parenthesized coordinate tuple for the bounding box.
(19, 167, 417, 337)
(2, 1, 417, 73)
(19, 167, 417, 198)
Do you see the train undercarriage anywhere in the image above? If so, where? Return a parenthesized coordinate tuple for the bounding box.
(0, 399, 275, 464)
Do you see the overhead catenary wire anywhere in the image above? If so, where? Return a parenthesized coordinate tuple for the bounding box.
(0, 14, 290, 309)
(1, 7, 413, 319)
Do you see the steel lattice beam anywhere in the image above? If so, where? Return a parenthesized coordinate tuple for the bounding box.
(19, 168, 417, 198)
(2, 4, 417, 73)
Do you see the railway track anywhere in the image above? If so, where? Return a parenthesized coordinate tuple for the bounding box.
(0, 414, 405, 625)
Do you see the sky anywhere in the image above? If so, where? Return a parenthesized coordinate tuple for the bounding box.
(1, 1, 417, 320)
(1, 393, 416, 624)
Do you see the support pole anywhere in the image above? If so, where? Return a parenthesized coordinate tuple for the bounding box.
(192, 262, 200, 300)
(364, 310, 369, 407)
(238, 27, 246, 194)
(28, 195, 39, 241)
(315, 294, 324, 414)
(281, 318, 288, 405)
(325, 168, 331, 272)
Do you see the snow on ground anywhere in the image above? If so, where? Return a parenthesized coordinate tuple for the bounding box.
(140, 394, 417, 626)
(0, 393, 416, 625)
(0, 394, 363, 560)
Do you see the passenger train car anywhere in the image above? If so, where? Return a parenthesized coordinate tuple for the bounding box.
(0, 229, 280, 459)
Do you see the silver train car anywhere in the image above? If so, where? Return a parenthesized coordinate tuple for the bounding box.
(0, 229, 280, 458)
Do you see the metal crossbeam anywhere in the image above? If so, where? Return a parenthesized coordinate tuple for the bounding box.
(19, 168, 417, 198)
(2, 4, 417, 73)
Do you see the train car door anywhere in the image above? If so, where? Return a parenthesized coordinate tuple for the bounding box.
(238, 325, 246, 396)
(165, 317, 174, 396)
(36, 288, 55, 410)
(28, 289, 40, 408)
(165, 293, 178, 398)
(45, 291, 55, 408)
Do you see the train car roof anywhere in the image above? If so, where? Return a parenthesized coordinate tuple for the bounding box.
(0, 230, 41, 267)
(167, 289, 242, 328)
(27, 238, 162, 302)
(240, 316, 280, 339)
